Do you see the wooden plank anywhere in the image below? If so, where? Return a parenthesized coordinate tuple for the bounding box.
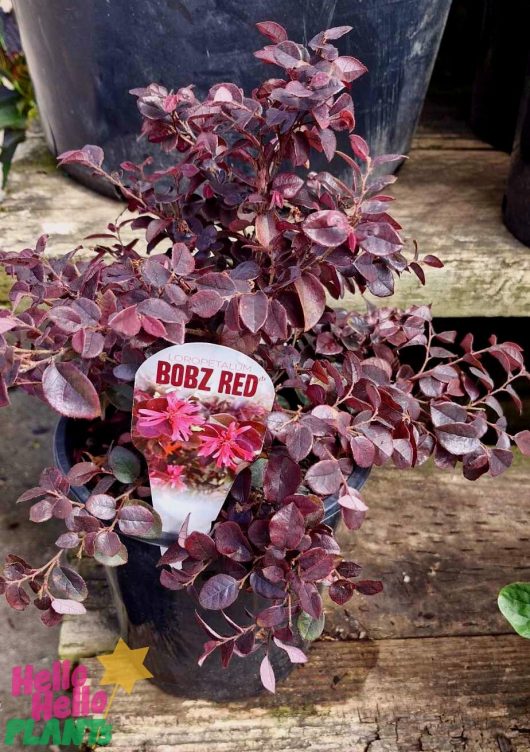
(0, 134, 126, 256)
(347, 146, 530, 318)
(1, 131, 529, 317)
(79, 637, 530, 751)
(58, 459, 530, 750)
(327, 454, 530, 641)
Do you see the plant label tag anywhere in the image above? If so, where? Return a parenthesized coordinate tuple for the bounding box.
(131, 343, 274, 540)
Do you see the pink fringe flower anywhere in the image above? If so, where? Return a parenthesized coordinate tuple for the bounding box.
(137, 395, 204, 441)
(167, 394, 205, 441)
(198, 421, 256, 470)
(137, 400, 172, 438)
(151, 464, 186, 491)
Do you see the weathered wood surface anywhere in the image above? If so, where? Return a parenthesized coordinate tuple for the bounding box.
(60, 459, 530, 751)
(327, 455, 530, 640)
(1, 131, 529, 317)
(81, 637, 530, 752)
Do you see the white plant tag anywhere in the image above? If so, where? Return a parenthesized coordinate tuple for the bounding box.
(131, 343, 274, 544)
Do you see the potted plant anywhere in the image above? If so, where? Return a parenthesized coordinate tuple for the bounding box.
(503, 55, 530, 248)
(13, 0, 452, 195)
(0, 22, 528, 698)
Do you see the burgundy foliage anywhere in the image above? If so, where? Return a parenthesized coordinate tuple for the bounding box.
(0, 22, 529, 691)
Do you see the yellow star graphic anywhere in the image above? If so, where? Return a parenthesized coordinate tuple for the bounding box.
(97, 638, 153, 695)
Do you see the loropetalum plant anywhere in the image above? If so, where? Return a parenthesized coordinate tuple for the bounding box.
(0, 22, 529, 691)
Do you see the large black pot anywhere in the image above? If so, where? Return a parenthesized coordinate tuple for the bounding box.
(503, 57, 530, 248)
(53, 416, 370, 699)
(14, 0, 452, 195)
(470, 0, 530, 152)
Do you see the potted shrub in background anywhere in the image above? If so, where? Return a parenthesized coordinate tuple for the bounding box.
(0, 23, 528, 697)
(13, 0, 452, 195)
(470, 0, 530, 152)
(503, 55, 530, 248)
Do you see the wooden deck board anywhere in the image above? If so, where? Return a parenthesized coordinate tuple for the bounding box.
(79, 637, 530, 751)
(59, 459, 530, 751)
(327, 455, 530, 640)
(1, 131, 529, 317)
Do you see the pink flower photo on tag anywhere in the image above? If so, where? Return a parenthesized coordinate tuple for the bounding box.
(131, 343, 275, 540)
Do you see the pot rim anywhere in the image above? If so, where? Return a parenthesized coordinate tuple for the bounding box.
(53, 416, 371, 548)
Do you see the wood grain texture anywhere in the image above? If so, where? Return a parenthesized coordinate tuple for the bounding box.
(326, 455, 530, 641)
(1, 132, 528, 317)
(348, 146, 530, 318)
(59, 459, 530, 751)
(80, 637, 530, 752)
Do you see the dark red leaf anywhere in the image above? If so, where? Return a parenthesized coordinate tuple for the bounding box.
(185, 531, 217, 560)
(515, 431, 530, 456)
(189, 289, 224, 317)
(269, 502, 305, 550)
(66, 461, 99, 485)
(71, 330, 105, 359)
(239, 291, 269, 333)
(302, 211, 349, 248)
(118, 504, 154, 535)
(297, 580, 322, 619)
(299, 547, 335, 581)
(86, 494, 116, 520)
(256, 20, 288, 43)
(257, 605, 288, 627)
(264, 454, 301, 501)
(108, 306, 142, 337)
(285, 424, 313, 461)
(55, 532, 80, 549)
(49, 566, 87, 602)
(42, 362, 101, 420)
(260, 654, 276, 693)
(95, 530, 121, 557)
(160, 569, 186, 590)
(356, 580, 383, 596)
(199, 574, 239, 610)
(350, 436, 375, 468)
(215, 522, 253, 562)
(336, 561, 362, 579)
(5, 584, 30, 611)
(305, 459, 342, 494)
(171, 243, 195, 275)
(329, 579, 356, 605)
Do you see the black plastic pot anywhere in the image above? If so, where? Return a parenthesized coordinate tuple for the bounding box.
(53, 416, 370, 699)
(470, 0, 530, 152)
(503, 57, 530, 248)
(14, 0, 452, 195)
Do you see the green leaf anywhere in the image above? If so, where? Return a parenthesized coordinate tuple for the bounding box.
(106, 384, 133, 411)
(109, 446, 141, 484)
(498, 583, 530, 638)
(94, 542, 128, 567)
(0, 98, 26, 130)
(297, 611, 325, 641)
(1, 128, 25, 187)
(250, 457, 267, 489)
